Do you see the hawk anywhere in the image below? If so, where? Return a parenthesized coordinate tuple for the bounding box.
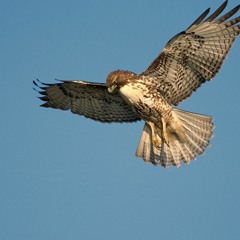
(34, 1, 240, 168)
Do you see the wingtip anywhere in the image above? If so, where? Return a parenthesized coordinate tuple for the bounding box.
(186, 7, 210, 30)
(33, 78, 48, 87)
(223, 0, 228, 8)
(33, 79, 37, 86)
(33, 79, 41, 92)
(40, 102, 50, 108)
(216, 0, 228, 13)
(219, 0, 228, 9)
(54, 78, 63, 82)
(233, 4, 240, 14)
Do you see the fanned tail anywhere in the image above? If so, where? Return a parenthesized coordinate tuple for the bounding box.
(135, 108, 214, 168)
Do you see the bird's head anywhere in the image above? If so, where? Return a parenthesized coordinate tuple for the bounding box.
(106, 70, 137, 93)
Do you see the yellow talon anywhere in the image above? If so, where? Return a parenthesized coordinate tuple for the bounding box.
(147, 119, 170, 148)
(153, 137, 161, 149)
(147, 121, 162, 149)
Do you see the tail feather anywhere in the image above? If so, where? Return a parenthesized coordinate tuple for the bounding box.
(180, 120, 212, 141)
(135, 108, 214, 167)
(174, 108, 212, 124)
(169, 140, 184, 166)
(136, 124, 160, 164)
(184, 125, 210, 147)
(185, 133, 205, 155)
(176, 141, 192, 163)
(176, 112, 213, 134)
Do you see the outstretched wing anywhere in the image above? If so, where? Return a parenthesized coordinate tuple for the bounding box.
(142, 1, 240, 105)
(34, 79, 140, 123)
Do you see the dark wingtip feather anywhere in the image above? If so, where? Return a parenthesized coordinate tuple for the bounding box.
(33, 80, 40, 91)
(40, 102, 50, 108)
(204, 0, 228, 22)
(33, 78, 46, 86)
(33, 79, 50, 107)
(39, 96, 49, 101)
(33, 79, 47, 92)
(33, 79, 38, 87)
(186, 0, 240, 29)
(215, 2, 240, 24)
(54, 78, 64, 82)
(37, 90, 47, 95)
(187, 7, 210, 30)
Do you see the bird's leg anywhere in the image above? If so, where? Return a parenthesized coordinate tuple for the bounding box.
(147, 121, 162, 149)
(161, 118, 169, 146)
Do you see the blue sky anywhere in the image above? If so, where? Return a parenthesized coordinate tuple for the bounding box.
(1, 0, 240, 239)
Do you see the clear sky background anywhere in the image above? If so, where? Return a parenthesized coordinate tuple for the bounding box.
(1, 0, 240, 239)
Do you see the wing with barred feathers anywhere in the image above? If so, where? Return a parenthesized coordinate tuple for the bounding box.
(34, 79, 140, 123)
(142, 1, 240, 105)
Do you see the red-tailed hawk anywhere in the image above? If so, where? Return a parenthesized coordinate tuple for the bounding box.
(34, 1, 240, 168)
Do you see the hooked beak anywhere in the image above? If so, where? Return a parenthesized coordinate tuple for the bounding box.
(108, 84, 117, 93)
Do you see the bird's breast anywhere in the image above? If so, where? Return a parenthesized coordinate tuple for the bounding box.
(119, 82, 172, 122)
(119, 83, 148, 106)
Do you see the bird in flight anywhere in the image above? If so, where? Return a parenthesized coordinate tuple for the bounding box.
(34, 1, 240, 168)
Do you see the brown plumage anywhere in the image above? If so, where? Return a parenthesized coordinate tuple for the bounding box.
(34, 1, 240, 168)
